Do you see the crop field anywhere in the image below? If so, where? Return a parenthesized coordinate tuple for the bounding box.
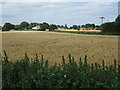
(2, 31, 119, 65)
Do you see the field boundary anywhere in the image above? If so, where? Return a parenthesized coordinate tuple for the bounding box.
(52, 30, 120, 36)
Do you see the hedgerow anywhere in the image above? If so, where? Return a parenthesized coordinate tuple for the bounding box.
(53, 30, 119, 35)
(2, 51, 120, 88)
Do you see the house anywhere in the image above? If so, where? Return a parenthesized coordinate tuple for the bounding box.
(80, 28, 86, 30)
(80, 28, 93, 30)
(58, 28, 65, 30)
(32, 25, 40, 30)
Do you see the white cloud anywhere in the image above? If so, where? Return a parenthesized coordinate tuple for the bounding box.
(2, 0, 119, 2)
(1, 2, 118, 26)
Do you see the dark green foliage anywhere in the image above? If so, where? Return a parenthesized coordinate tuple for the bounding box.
(95, 25, 101, 30)
(54, 30, 101, 35)
(29, 23, 39, 29)
(81, 23, 96, 30)
(20, 21, 29, 30)
(14, 25, 21, 30)
(72, 25, 78, 29)
(115, 15, 120, 23)
(2, 51, 120, 88)
(2, 23, 15, 31)
(49, 24, 57, 31)
(85, 24, 92, 28)
(64, 24, 68, 29)
(53, 30, 119, 35)
(77, 25, 81, 30)
(101, 15, 120, 35)
(101, 22, 119, 34)
(0, 26, 2, 30)
(70, 25, 81, 30)
(40, 22, 49, 31)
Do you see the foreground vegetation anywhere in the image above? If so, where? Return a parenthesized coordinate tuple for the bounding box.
(2, 51, 120, 88)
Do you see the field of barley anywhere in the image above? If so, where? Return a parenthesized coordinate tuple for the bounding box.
(2, 31, 119, 65)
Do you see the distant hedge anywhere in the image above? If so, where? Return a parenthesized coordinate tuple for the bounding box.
(101, 15, 120, 35)
(101, 22, 118, 34)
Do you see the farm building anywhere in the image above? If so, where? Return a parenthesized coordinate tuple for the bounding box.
(32, 25, 40, 30)
(80, 28, 93, 30)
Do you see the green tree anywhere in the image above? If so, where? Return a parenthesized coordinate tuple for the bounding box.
(29, 23, 39, 29)
(40, 22, 49, 31)
(95, 25, 101, 30)
(101, 22, 115, 33)
(69, 26, 73, 29)
(49, 24, 57, 31)
(81, 25, 85, 28)
(85, 24, 92, 28)
(91, 24, 95, 29)
(101, 15, 120, 34)
(72, 25, 78, 29)
(20, 21, 29, 30)
(0, 26, 2, 30)
(77, 25, 80, 30)
(60, 25, 64, 28)
(115, 15, 120, 23)
(2, 23, 15, 31)
(115, 15, 120, 34)
(43, 22, 49, 28)
(57, 25, 61, 28)
(15, 25, 21, 30)
(64, 24, 68, 29)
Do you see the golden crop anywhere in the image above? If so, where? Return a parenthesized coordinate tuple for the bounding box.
(2, 31, 118, 65)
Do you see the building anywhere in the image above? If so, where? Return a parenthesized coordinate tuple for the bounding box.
(32, 25, 40, 30)
(80, 28, 93, 30)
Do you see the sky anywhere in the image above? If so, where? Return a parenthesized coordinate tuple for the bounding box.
(0, 0, 119, 26)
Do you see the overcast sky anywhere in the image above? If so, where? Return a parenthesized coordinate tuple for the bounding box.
(0, 0, 119, 26)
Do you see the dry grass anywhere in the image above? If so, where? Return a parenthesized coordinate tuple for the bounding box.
(2, 31, 118, 65)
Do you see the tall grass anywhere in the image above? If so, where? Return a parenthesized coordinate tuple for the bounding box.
(2, 51, 120, 88)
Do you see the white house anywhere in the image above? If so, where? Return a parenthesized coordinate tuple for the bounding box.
(32, 25, 40, 30)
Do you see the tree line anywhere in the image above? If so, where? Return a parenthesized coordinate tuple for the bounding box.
(1, 15, 120, 34)
(2, 22, 100, 31)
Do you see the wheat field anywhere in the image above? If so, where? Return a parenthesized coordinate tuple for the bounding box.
(2, 31, 119, 65)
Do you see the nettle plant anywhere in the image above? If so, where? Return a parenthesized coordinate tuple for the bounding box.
(2, 51, 120, 88)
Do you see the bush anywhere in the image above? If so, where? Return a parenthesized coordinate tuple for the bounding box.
(2, 52, 120, 88)
(49, 24, 57, 31)
(101, 15, 120, 35)
(2, 23, 15, 31)
(101, 22, 118, 34)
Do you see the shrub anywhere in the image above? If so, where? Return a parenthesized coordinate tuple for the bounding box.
(101, 15, 120, 35)
(101, 22, 118, 34)
(49, 24, 57, 31)
(2, 23, 15, 31)
(2, 51, 120, 88)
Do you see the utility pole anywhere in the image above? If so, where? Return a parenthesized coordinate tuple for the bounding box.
(99, 16, 105, 25)
(118, 0, 120, 81)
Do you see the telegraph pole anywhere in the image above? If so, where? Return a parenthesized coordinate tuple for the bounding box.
(100, 16, 105, 25)
(117, 1, 120, 76)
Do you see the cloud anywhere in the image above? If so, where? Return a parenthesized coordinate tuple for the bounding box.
(1, 2, 118, 26)
(3, 0, 119, 2)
